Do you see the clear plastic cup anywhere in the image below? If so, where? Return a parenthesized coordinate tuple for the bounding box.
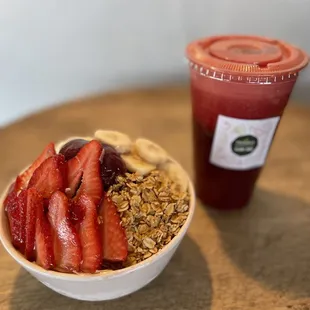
(186, 35, 309, 210)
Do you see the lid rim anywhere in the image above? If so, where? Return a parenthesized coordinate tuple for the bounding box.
(186, 57, 309, 76)
(188, 60, 300, 85)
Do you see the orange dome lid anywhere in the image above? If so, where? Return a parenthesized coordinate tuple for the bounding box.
(186, 35, 308, 76)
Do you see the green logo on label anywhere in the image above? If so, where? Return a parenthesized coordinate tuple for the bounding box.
(231, 135, 258, 156)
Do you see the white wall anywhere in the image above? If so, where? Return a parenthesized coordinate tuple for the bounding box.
(1, 0, 309, 127)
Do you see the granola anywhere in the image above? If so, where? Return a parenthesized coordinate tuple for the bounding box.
(107, 170, 190, 266)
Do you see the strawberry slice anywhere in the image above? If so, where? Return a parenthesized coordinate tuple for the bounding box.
(6, 189, 27, 252)
(48, 191, 82, 272)
(15, 143, 56, 191)
(77, 195, 102, 273)
(36, 196, 54, 270)
(28, 154, 67, 199)
(4, 182, 17, 212)
(99, 196, 128, 262)
(24, 188, 42, 260)
(67, 140, 103, 205)
(6, 188, 44, 260)
(66, 170, 83, 198)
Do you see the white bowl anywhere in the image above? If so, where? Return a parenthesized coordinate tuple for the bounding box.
(0, 159, 195, 301)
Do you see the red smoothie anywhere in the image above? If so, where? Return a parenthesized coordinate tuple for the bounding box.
(186, 35, 308, 210)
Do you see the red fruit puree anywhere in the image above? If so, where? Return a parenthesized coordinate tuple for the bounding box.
(186, 35, 308, 210)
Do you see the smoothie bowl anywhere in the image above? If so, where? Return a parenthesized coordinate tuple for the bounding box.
(0, 130, 195, 301)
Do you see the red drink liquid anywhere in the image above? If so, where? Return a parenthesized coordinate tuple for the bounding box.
(186, 35, 308, 210)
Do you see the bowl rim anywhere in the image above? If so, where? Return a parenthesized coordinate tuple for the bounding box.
(0, 152, 196, 282)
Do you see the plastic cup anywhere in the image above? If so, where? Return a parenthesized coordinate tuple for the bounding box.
(186, 35, 309, 210)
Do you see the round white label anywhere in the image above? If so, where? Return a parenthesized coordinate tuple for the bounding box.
(209, 115, 280, 170)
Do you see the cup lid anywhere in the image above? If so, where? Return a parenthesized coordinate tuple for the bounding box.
(186, 35, 309, 75)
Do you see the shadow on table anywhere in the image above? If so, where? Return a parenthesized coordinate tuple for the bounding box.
(9, 235, 212, 310)
(207, 188, 310, 298)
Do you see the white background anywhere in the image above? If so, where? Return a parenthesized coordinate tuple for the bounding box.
(0, 0, 309, 127)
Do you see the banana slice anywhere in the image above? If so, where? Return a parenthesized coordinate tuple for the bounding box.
(161, 161, 188, 192)
(94, 130, 132, 154)
(135, 138, 168, 165)
(55, 136, 93, 153)
(121, 154, 156, 176)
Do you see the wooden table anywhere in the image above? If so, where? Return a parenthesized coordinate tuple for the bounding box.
(0, 86, 310, 310)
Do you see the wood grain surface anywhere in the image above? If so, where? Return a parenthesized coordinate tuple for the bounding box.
(0, 86, 310, 310)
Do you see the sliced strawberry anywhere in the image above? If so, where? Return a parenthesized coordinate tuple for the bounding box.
(4, 182, 17, 212)
(66, 170, 82, 198)
(67, 140, 103, 205)
(28, 154, 67, 199)
(70, 200, 85, 225)
(24, 188, 42, 260)
(77, 195, 102, 273)
(99, 196, 128, 262)
(36, 196, 54, 270)
(15, 143, 56, 191)
(6, 189, 26, 252)
(48, 191, 82, 272)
